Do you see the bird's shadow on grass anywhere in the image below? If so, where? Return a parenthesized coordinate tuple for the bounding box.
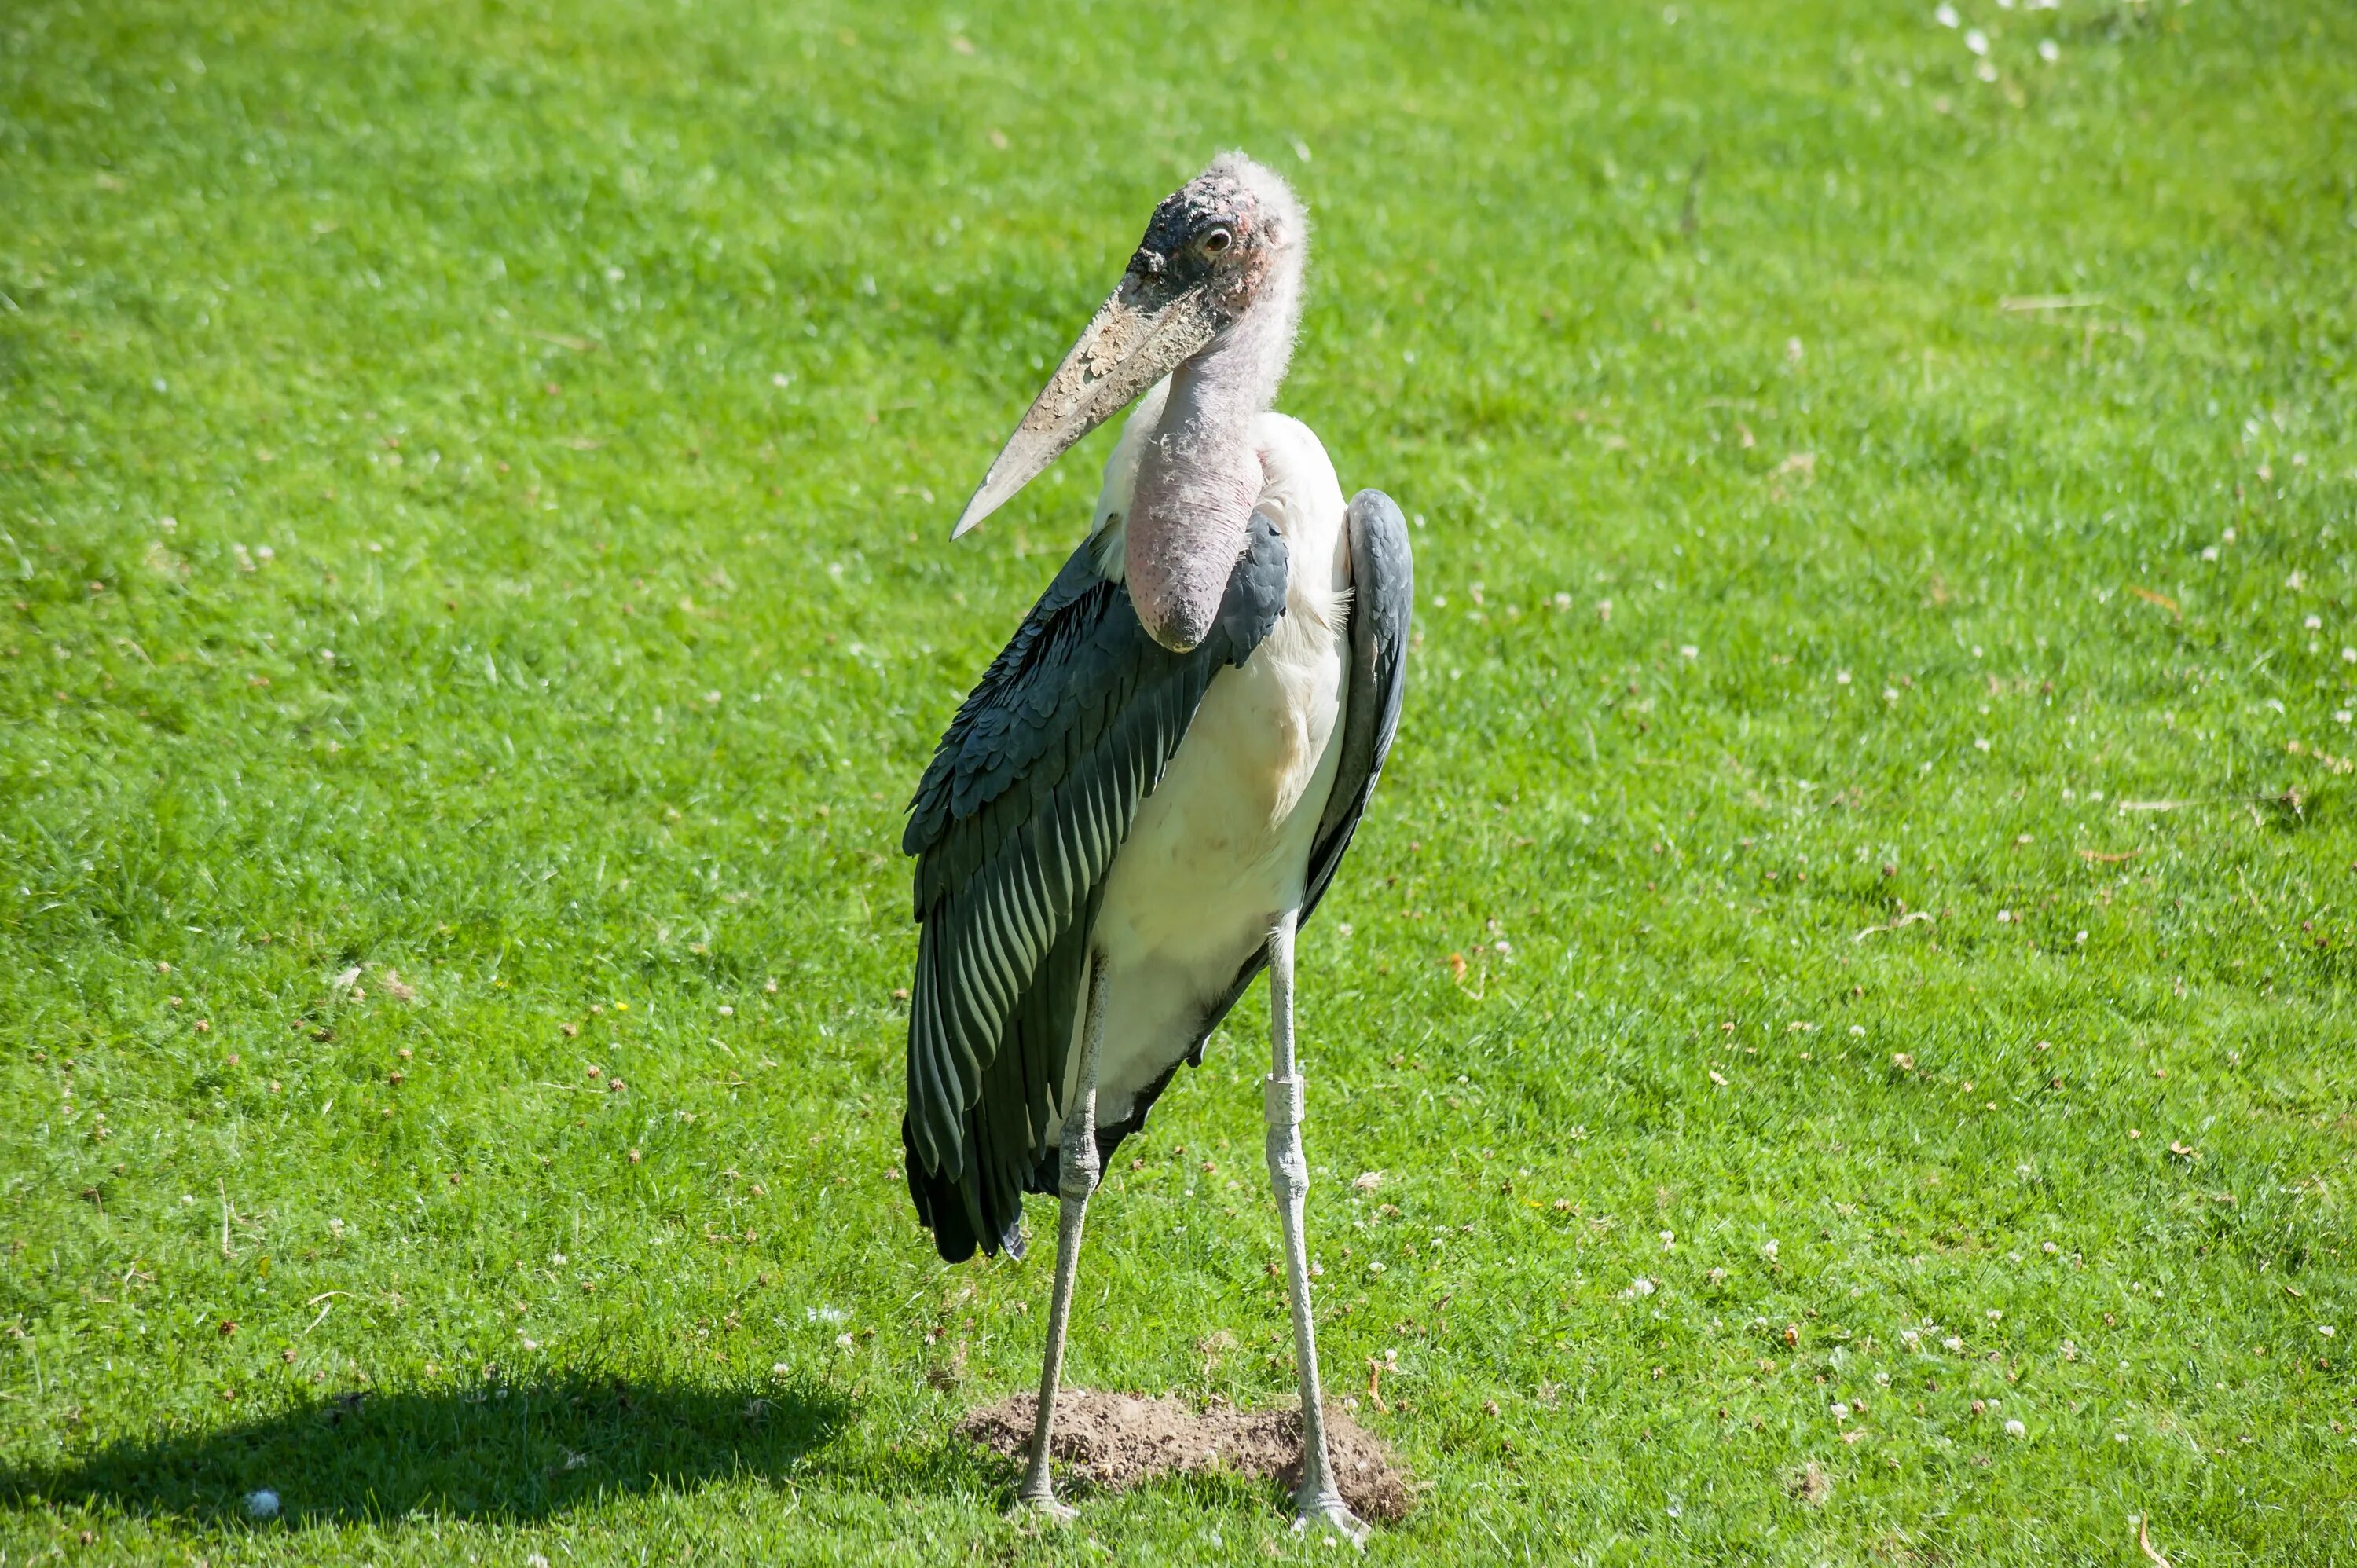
(0, 1373, 851, 1529)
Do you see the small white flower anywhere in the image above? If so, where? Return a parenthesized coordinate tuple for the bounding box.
(2344, 649, 2356, 665)
(1836, 669, 1852, 685)
(2308, 615, 2325, 630)
(2039, 38, 2059, 62)
(2322, 1325, 2338, 1339)
(1987, 1309, 2003, 1321)
(1944, 1335, 1966, 1353)
(2004, 1418, 2027, 1438)
(1935, 3, 1959, 25)
(1976, 57, 2000, 82)
(1965, 27, 1989, 54)
(1680, 644, 1699, 659)
(245, 1489, 280, 1520)
(1849, 1024, 1866, 1037)
(1975, 738, 1992, 752)
(1830, 1401, 1852, 1420)
(2201, 545, 2220, 562)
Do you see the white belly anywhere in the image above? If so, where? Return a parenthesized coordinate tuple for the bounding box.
(1082, 621, 1348, 1125)
(1052, 403, 1353, 1136)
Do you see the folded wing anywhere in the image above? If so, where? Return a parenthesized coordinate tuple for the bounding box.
(902, 517, 1291, 1262)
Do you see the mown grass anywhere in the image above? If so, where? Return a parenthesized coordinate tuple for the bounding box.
(3, 0, 2355, 1561)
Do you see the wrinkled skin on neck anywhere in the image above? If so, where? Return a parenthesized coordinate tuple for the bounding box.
(1125, 238, 1303, 652)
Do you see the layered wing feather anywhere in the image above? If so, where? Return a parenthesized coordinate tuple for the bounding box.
(1301, 489, 1414, 920)
(901, 516, 1290, 1262)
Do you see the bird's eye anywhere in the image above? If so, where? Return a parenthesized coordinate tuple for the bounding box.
(1198, 227, 1233, 256)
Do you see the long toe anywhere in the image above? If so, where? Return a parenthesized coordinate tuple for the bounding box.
(1293, 1497, 1370, 1549)
(1011, 1493, 1079, 1525)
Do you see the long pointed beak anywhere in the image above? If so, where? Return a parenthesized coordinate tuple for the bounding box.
(951, 275, 1219, 537)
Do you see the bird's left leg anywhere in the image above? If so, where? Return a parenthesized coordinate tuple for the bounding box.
(1264, 910, 1369, 1548)
(1014, 951, 1109, 1522)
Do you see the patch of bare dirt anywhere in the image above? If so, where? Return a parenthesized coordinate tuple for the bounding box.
(959, 1390, 1415, 1522)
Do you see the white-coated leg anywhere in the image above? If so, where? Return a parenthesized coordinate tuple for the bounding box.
(1014, 953, 1109, 1521)
(1265, 911, 1369, 1548)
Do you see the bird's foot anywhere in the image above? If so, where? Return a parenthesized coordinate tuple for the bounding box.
(1292, 1491, 1369, 1549)
(1010, 1489, 1077, 1525)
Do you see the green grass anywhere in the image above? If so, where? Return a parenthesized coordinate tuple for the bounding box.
(4, 0, 2355, 1560)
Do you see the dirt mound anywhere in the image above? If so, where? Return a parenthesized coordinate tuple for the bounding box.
(958, 1390, 1416, 1522)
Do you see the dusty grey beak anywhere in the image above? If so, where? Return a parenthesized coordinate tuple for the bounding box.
(951, 274, 1220, 537)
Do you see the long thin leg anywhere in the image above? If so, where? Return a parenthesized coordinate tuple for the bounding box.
(1264, 910, 1369, 1547)
(1014, 952, 1110, 1520)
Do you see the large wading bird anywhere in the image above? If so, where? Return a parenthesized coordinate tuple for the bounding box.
(900, 154, 1410, 1541)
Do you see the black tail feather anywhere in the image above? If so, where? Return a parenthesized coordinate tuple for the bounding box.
(904, 1112, 1025, 1263)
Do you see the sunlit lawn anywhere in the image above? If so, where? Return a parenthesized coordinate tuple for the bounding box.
(3, 0, 2355, 1560)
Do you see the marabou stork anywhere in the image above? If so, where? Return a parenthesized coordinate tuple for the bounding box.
(900, 154, 1411, 1541)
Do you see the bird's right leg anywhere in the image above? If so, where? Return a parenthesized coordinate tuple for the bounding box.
(1014, 953, 1109, 1521)
(1263, 910, 1369, 1548)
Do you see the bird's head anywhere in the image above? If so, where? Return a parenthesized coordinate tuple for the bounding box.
(951, 153, 1306, 538)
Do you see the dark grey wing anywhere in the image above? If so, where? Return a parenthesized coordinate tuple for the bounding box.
(1119, 489, 1413, 1139)
(901, 516, 1290, 1263)
(1302, 489, 1413, 921)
